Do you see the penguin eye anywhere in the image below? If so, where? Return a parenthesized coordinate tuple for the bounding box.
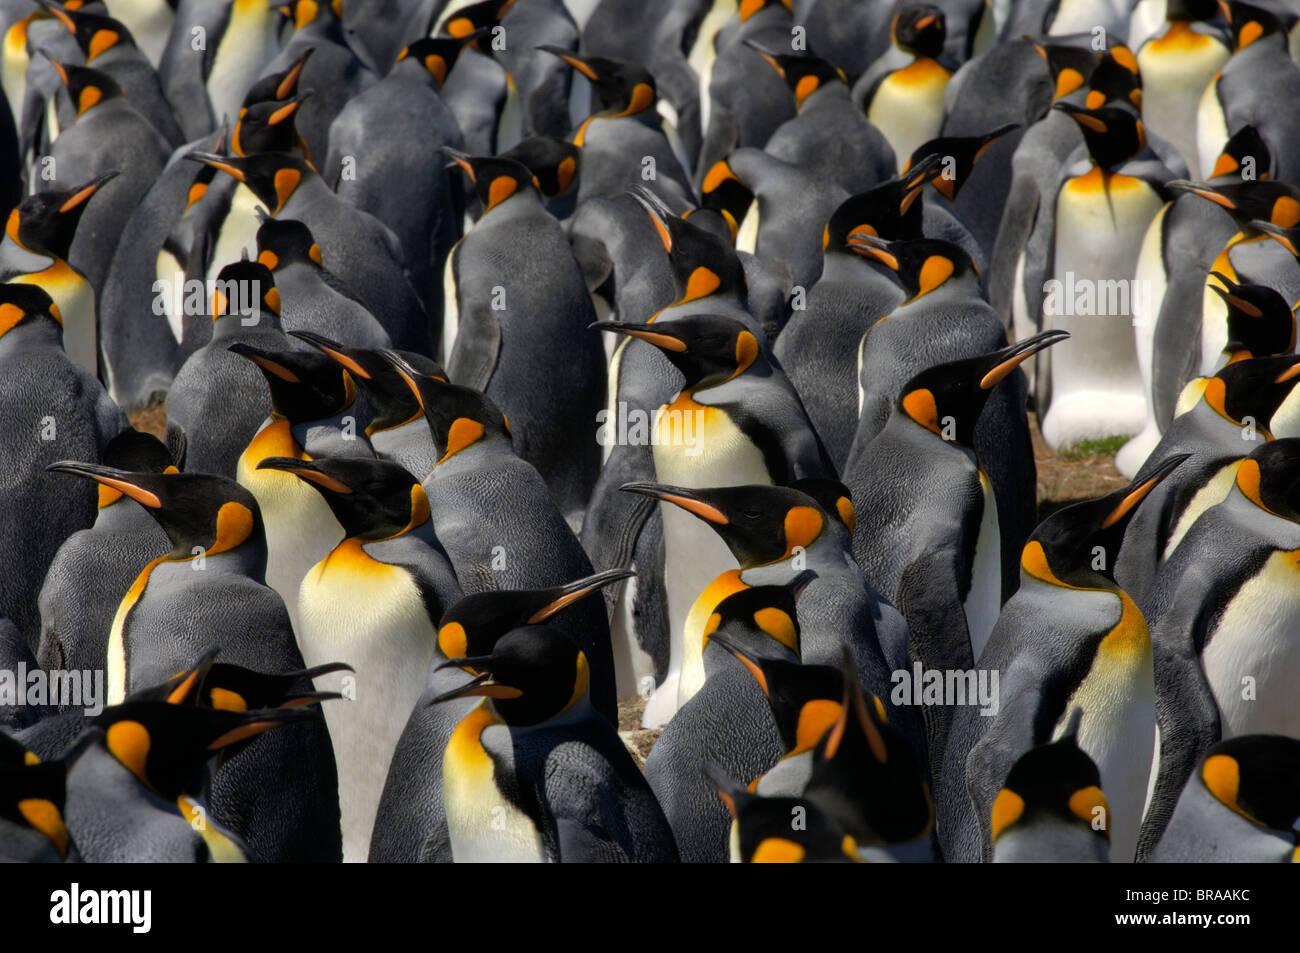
(742, 509, 762, 520)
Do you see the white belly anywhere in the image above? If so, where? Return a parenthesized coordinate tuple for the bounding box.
(1195, 78, 1229, 181)
(206, 184, 263, 287)
(206, 3, 277, 130)
(1137, 36, 1228, 177)
(1116, 204, 1171, 478)
(867, 70, 947, 172)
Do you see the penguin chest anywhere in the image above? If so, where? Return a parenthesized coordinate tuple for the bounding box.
(444, 706, 545, 863)
(964, 472, 1002, 662)
(867, 59, 950, 170)
(106, 554, 170, 705)
(1163, 461, 1242, 560)
(1054, 594, 1155, 861)
(1195, 76, 1230, 181)
(15, 261, 94, 373)
(206, 184, 265, 287)
(1136, 26, 1229, 174)
(441, 240, 463, 364)
(1203, 549, 1300, 738)
(205, 3, 276, 121)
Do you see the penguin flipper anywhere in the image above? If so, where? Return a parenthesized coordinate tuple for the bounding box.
(445, 307, 502, 392)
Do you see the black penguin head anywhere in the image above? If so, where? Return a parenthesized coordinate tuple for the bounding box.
(630, 187, 748, 304)
(500, 136, 580, 198)
(394, 34, 483, 86)
(791, 477, 856, 533)
(209, 259, 280, 323)
(705, 763, 859, 863)
(256, 215, 322, 271)
(1220, 0, 1289, 50)
(232, 92, 311, 156)
(292, 332, 445, 434)
(703, 575, 811, 665)
(89, 700, 318, 800)
(1198, 735, 1300, 830)
(905, 124, 1017, 201)
(256, 456, 429, 540)
(619, 483, 830, 567)
(443, 148, 538, 214)
(1232, 438, 1300, 521)
(1025, 454, 1187, 588)
(127, 645, 350, 711)
(745, 45, 847, 109)
(0, 282, 62, 339)
(45, 465, 265, 559)
(699, 158, 753, 236)
(736, 0, 793, 23)
(41, 3, 135, 63)
(715, 644, 842, 754)
(1208, 272, 1296, 359)
(823, 158, 942, 252)
(381, 350, 511, 462)
(1210, 125, 1272, 181)
(1168, 179, 1300, 230)
(4, 170, 117, 257)
(436, 569, 635, 660)
(893, 333, 1068, 449)
(1053, 103, 1146, 168)
(1083, 47, 1142, 111)
(1211, 353, 1300, 427)
(992, 708, 1110, 845)
(593, 313, 760, 391)
(97, 429, 178, 509)
(1166, 0, 1221, 21)
(435, 0, 517, 38)
(1032, 41, 1099, 101)
(846, 234, 978, 301)
(276, 0, 343, 32)
(432, 626, 590, 727)
(892, 4, 946, 57)
(242, 47, 313, 107)
(227, 343, 356, 422)
(0, 734, 69, 860)
(46, 59, 122, 116)
(185, 151, 311, 214)
(804, 648, 933, 846)
(537, 46, 656, 118)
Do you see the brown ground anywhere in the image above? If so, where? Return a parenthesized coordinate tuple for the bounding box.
(129, 402, 167, 440)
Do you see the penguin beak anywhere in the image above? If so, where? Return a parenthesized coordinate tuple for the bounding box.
(1249, 218, 1300, 256)
(44, 56, 69, 87)
(1207, 273, 1263, 316)
(439, 145, 477, 179)
(276, 47, 315, 99)
(627, 185, 675, 252)
(536, 44, 600, 80)
(58, 170, 119, 213)
(706, 631, 775, 694)
(620, 483, 730, 524)
(526, 568, 636, 623)
(1166, 179, 1235, 209)
(185, 151, 247, 182)
(428, 668, 524, 704)
(256, 457, 355, 494)
(913, 13, 938, 30)
(825, 646, 888, 764)
(589, 321, 688, 352)
(978, 329, 1070, 390)
(161, 645, 222, 706)
(39, 1, 76, 34)
(845, 234, 900, 269)
(1053, 102, 1108, 133)
(267, 90, 313, 126)
(1100, 453, 1190, 528)
(45, 462, 164, 509)
(227, 342, 301, 381)
(289, 330, 376, 379)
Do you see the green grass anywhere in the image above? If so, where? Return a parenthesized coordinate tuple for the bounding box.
(1060, 435, 1128, 460)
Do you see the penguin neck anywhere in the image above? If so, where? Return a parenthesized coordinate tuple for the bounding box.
(291, 406, 368, 458)
(368, 417, 439, 481)
(798, 82, 847, 113)
(1220, 482, 1300, 545)
(94, 498, 159, 534)
(822, 250, 902, 290)
(499, 691, 596, 733)
(162, 539, 268, 579)
(0, 233, 55, 273)
(431, 434, 512, 476)
(476, 189, 543, 225)
(0, 317, 60, 357)
(211, 310, 282, 340)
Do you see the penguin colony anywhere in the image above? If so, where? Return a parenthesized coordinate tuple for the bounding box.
(0, 0, 1299, 866)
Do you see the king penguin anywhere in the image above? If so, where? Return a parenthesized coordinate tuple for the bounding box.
(0, 730, 70, 861)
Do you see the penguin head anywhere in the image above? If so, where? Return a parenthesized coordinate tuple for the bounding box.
(0, 282, 62, 339)
(803, 648, 933, 847)
(821, 161, 940, 252)
(87, 700, 318, 801)
(4, 170, 118, 257)
(256, 215, 323, 271)
(436, 569, 635, 661)
(904, 124, 1017, 201)
(1031, 42, 1099, 101)
(292, 332, 445, 435)
(736, 0, 793, 23)
(705, 763, 859, 863)
(846, 234, 978, 302)
(185, 152, 311, 215)
(500, 136, 580, 199)
(436, 0, 517, 39)
(0, 733, 70, 861)
(1208, 272, 1296, 360)
(1081, 47, 1142, 111)
(242, 47, 313, 107)
(1198, 735, 1300, 831)
(1233, 438, 1300, 522)
(209, 259, 281, 324)
(892, 4, 946, 57)
(44, 465, 265, 560)
(275, 0, 342, 32)
(1249, 218, 1300, 257)
(1052, 102, 1146, 168)
(432, 626, 590, 727)
(442, 147, 538, 215)
(630, 187, 748, 304)
(620, 483, 830, 566)
(45, 59, 122, 117)
(713, 639, 842, 754)
(703, 575, 812, 667)
(1166, 0, 1221, 21)
(537, 46, 656, 119)
(745, 45, 847, 109)
(1023, 454, 1187, 588)
(232, 91, 312, 156)
(394, 35, 482, 87)
(41, 3, 135, 64)
(97, 429, 179, 509)
(256, 456, 429, 541)
(991, 708, 1110, 847)
(1211, 353, 1300, 429)
(128, 646, 350, 712)
(228, 342, 356, 422)
(1210, 125, 1272, 181)
(593, 313, 761, 392)
(699, 157, 753, 236)
(1169, 179, 1300, 230)
(382, 350, 512, 462)
(1220, 0, 1289, 49)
